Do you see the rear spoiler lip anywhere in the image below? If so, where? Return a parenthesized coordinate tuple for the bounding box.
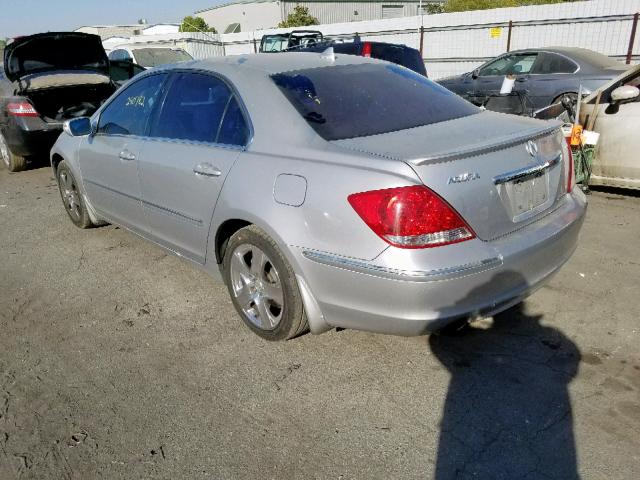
(409, 123, 561, 166)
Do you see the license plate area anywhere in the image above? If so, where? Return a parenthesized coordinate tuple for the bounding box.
(503, 171, 550, 222)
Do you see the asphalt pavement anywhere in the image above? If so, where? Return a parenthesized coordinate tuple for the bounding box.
(1, 164, 639, 479)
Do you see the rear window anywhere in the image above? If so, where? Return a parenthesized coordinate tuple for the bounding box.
(271, 63, 478, 141)
(370, 44, 426, 76)
(132, 48, 192, 68)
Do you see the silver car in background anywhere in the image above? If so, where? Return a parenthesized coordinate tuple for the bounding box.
(51, 53, 587, 341)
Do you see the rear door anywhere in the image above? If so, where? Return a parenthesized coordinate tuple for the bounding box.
(138, 72, 250, 264)
(79, 72, 167, 230)
(528, 52, 579, 108)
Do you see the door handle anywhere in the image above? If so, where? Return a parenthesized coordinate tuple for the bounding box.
(193, 163, 222, 177)
(515, 77, 528, 83)
(119, 150, 136, 161)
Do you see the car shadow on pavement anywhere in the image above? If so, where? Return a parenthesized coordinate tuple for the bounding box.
(428, 272, 582, 480)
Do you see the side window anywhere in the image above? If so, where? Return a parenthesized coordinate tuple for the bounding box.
(479, 56, 511, 76)
(218, 96, 249, 146)
(97, 73, 166, 136)
(150, 73, 232, 143)
(479, 54, 538, 76)
(533, 53, 578, 75)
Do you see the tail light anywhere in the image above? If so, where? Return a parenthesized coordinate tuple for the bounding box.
(7, 101, 38, 117)
(348, 185, 475, 249)
(361, 42, 372, 58)
(563, 137, 575, 194)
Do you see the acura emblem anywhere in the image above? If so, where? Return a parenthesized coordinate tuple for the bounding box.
(525, 140, 539, 157)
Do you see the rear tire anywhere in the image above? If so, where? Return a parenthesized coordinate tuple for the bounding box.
(0, 132, 27, 172)
(56, 160, 93, 229)
(223, 225, 308, 341)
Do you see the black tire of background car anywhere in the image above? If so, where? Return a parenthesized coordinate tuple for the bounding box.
(0, 132, 27, 172)
(223, 225, 309, 341)
(56, 160, 93, 229)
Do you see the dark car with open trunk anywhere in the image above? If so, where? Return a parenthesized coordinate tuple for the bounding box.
(0, 32, 131, 172)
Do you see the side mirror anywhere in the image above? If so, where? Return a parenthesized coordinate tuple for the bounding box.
(471, 69, 480, 79)
(611, 85, 639, 104)
(63, 117, 93, 137)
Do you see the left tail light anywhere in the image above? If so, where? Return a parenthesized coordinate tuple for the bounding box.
(347, 185, 475, 249)
(7, 101, 39, 117)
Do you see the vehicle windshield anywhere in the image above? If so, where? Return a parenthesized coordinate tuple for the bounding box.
(272, 63, 479, 141)
(132, 48, 193, 68)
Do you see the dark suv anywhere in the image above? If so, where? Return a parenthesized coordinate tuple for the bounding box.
(0, 32, 134, 172)
(292, 38, 427, 77)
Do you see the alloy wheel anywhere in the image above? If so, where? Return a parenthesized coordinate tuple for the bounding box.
(0, 134, 10, 169)
(229, 244, 284, 331)
(59, 170, 82, 221)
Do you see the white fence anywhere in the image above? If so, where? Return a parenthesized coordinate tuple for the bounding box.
(121, 0, 640, 80)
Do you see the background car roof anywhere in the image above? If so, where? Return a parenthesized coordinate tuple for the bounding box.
(508, 46, 626, 72)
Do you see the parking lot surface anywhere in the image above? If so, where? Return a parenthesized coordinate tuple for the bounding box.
(1, 164, 639, 479)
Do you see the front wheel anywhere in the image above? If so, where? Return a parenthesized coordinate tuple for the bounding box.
(56, 160, 93, 228)
(223, 225, 308, 341)
(0, 132, 27, 172)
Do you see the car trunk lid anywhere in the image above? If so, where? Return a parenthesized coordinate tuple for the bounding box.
(4, 32, 109, 83)
(332, 111, 567, 241)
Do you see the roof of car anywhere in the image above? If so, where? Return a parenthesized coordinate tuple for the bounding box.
(182, 51, 378, 75)
(509, 46, 623, 68)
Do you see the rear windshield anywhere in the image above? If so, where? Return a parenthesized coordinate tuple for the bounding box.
(271, 63, 478, 141)
(578, 50, 625, 70)
(133, 48, 192, 68)
(370, 44, 427, 76)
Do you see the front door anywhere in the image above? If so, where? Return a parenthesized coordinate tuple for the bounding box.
(138, 72, 251, 263)
(79, 73, 168, 230)
(473, 52, 539, 100)
(593, 100, 640, 183)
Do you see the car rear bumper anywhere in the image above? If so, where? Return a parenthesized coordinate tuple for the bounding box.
(2, 117, 62, 157)
(293, 190, 587, 336)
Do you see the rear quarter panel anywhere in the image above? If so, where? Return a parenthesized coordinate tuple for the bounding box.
(205, 146, 423, 274)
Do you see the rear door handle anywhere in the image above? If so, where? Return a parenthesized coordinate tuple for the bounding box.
(193, 163, 222, 177)
(119, 150, 136, 161)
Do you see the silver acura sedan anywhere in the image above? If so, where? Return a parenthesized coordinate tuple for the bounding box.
(51, 52, 587, 341)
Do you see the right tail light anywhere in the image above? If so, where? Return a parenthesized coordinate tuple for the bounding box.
(563, 137, 575, 194)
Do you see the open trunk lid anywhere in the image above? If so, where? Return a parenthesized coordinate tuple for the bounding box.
(333, 111, 568, 241)
(4, 32, 109, 83)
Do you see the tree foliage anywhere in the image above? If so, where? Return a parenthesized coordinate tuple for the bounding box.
(444, 0, 564, 12)
(179, 16, 217, 33)
(277, 6, 320, 28)
(424, 3, 446, 14)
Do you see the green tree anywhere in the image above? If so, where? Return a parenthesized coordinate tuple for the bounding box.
(444, 0, 563, 12)
(0, 39, 5, 49)
(179, 16, 217, 33)
(278, 6, 320, 28)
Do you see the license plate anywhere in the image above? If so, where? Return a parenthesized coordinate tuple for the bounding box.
(511, 173, 548, 217)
